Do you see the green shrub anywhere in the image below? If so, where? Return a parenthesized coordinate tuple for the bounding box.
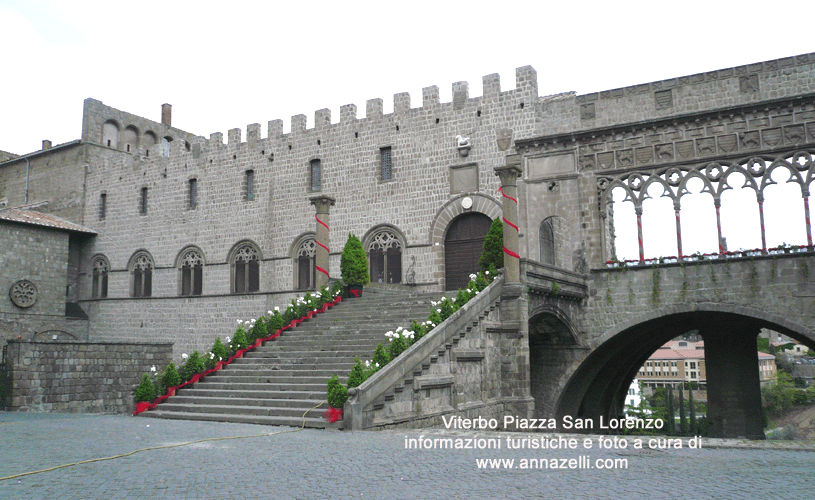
(267, 310, 284, 333)
(161, 362, 181, 389)
(231, 326, 249, 352)
(340, 234, 369, 286)
(327, 375, 348, 409)
(250, 318, 267, 343)
(372, 343, 391, 370)
(210, 338, 229, 362)
(479, 217, 504, 272)
(439, 297, 457, 321)
(346, 358, 367, 389)
(408, 320, 426, 344)
(135, 374, 156, 402)
(387, 332, 408, 359)
(181, 351, 206, 380)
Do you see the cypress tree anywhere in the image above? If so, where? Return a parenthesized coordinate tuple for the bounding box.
(666, 386, 676, 435)
(340, 234, 369, 286)
(678, 385, 687, 436)
(478, 218, 504, 272)
(688, 384, 697, 435)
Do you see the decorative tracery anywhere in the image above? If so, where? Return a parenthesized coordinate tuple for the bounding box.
(130, 252, 154, 298)
(91, 256, 109, 298)
(295, 238, 316, 290)
(366, 228, 403, 283)
(232, 243, 260, 293)
(599, 150, 815, 263)
(179, 248, 204, 296)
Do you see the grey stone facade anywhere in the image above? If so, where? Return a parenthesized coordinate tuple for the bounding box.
(1, 53, 815, 432)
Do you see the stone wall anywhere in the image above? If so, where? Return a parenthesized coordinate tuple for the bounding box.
(0, 142, 86, 224)
(3, 340, 172, 413)
(0, 222, 89, 344)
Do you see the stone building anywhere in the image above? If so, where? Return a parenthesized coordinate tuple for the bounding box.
(2, 53, 814, 438)
(636, 340, 777, 393)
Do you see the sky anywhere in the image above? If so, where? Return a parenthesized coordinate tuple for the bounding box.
(1, 0, 813, 256)
(2, 0, 813, 155)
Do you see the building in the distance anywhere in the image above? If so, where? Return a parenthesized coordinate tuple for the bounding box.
(636, 340, 777, 392)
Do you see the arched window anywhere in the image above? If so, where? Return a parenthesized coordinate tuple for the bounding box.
(124, 125, 139, 153)
(129, 251, 154, 298)
(231, 242, 260, 293)
(366, 227, 403, 283)
(540, 217, 555, 265)
(102, 121, 119, 149)
(294, 237, 316, 290)
(91, 256, 109, 299)
(178, 247, 204, 296)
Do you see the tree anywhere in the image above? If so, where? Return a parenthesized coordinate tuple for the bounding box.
(688, 386, 697, 435)
(340, 234, 369, 286)
(678, 385, 687, 436)
(666, 386, 676, 435)
(479, 218, 503, 272)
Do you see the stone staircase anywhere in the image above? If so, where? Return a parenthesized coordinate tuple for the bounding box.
(138, 287, 442, 428)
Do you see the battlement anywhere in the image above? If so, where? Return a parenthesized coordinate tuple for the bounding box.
(194, 65, 539, 151)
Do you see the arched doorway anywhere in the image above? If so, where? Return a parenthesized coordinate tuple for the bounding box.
(444, 213, 492, 291)
(529, 310, 580, 419)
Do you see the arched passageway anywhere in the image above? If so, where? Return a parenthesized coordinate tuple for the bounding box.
(444, 213, 492, 290)
(554, 308, 815, 439)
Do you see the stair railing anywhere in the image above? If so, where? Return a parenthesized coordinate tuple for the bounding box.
(344, 275, 504, 430)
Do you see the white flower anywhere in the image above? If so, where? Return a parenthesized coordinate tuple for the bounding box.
(396, 326, 403, 332)
(150, 365, 156, 372)
(237, 319, 242, 324)
(437, 308, 442, 313)
(485, 271, 490, 275)
(469, 273, 477, 280)
(181, 353, 188, 359)
(375, 363, 380, 368)
(274, 306, 280, 312)
(226, 337, 231, 342)
(450, 297, 455, 302)
(268, 310, 273, 315)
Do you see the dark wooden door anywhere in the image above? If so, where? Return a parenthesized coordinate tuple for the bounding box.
(444, 213, 492, 290)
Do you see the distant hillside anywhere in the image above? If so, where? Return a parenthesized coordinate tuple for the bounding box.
(767, 404, 815, 440)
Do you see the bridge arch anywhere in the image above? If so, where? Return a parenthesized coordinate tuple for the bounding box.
(555, 303, 815, 439)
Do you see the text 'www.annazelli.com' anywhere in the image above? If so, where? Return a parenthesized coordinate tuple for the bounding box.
(475, 457, 628, 470)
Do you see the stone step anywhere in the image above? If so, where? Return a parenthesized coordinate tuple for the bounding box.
(179, 388, 327, 400)
(207, 368, 348, 378)
(139, 409, 332, 429)
(156, 403, 327, 419)
(141, 290, 445, 428)
(201, 375, 334, 385)
(227, 360, 356, 371)
(191, 381, 328, 392)
(166, 396, 325, 410)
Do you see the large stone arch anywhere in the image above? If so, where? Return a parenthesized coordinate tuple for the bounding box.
(554, 303, 815, 439)
(429, 193, 501, 290)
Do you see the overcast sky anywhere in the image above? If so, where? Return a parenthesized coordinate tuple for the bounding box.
(2, 1, 812, 255)
(2, 0, 812, 155)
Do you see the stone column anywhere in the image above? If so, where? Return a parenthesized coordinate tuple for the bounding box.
(701, 323, 765, 439)
(494, 155, 523, 285)
(309, 195, 335, 291)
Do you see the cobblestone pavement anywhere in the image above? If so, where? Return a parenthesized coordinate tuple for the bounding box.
(2, 412, 814, 500)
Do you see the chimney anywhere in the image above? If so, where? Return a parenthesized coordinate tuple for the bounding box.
(161, 104, 172, 127)
(42, 140, 52, 150)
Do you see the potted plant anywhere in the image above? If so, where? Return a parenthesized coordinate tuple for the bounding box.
(340, 233, 369, 297)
